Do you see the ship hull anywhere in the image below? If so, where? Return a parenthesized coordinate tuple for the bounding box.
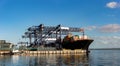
(62, 39, 94, 51)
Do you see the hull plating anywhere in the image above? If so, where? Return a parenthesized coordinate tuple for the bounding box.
(62, 39, 93, 50)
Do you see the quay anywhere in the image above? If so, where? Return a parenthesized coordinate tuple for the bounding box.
(0, 50, 86, 55)
(23, 50, 86, 55)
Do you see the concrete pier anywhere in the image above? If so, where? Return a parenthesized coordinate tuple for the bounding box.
(23, 49, 86, 55)
(0, 49, 87, 55)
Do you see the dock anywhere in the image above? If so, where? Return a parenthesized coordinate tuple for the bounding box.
(23, 50, 86, 55)
(0, 49, 87, 55)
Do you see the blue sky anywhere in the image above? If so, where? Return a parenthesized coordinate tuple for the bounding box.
(0, 0, 120, 48)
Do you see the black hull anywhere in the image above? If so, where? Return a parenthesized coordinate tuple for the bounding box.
(62, 39, 93, 50)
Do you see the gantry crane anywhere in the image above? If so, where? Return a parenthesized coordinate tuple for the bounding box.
(22, 24, 84, 48)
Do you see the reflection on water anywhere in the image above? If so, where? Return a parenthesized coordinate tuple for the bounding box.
(1, 50, 120, 66)
(0, 54, 89, 66)
(29, 54, 88, 66)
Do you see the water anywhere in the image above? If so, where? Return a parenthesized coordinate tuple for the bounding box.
(0, 50, 120, 66)
(89, 50, 120, 66)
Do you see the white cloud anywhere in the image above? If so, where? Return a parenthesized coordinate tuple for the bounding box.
(113, 36, 120, 39)
(90, 36, 120, 48)
(85, 26, 96, 31)
(83, 24, 120, 48)
(99, 24, 120, 33)
(106, 2, 120, 8)
(88, 24, 120, 48)
(83, 24, 120, 33)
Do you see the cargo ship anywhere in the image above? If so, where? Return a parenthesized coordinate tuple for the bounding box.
(54, 32, 94, 52)
(61, 33, 93, 51)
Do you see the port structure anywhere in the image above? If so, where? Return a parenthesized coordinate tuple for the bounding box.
(22, 24, 84, 49)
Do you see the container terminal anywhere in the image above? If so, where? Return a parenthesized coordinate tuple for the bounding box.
(0, 24, 93, 55)
(20, 24, 93, 55)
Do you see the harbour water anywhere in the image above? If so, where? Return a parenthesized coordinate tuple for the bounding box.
(0, 50, 120, 66)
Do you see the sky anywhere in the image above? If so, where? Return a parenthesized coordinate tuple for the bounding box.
(0, 0, 120, 48)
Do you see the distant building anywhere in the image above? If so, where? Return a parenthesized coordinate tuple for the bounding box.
(0, 40, 14, 51)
